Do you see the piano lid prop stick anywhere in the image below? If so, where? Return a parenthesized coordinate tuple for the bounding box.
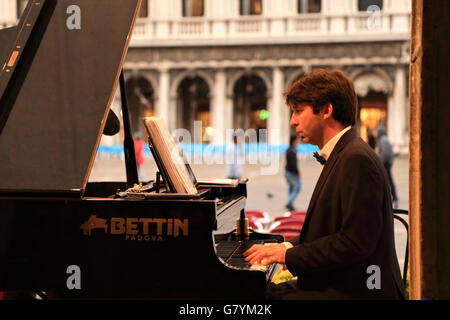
(156, 171, 161, 193)
(119, 70, 139, 188)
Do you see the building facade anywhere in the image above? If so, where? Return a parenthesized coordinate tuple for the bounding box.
(1, 0, 411, 150)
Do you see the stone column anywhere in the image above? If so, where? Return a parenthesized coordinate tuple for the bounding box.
(0, 1, 6, 24)
(266, 0, 285, 37)
(209, 0, 228, 37)
(0, 0, 17, 26)
(211, 69, 226, 144)
(388, 65, 407, 147)
(268, 67, 284, 145)
(156, 67, 170, 129)
(168, 97, 178, 132)
(225, 95, 234, 136)
(321, 0, 331, 14)
(282, 89, 291, 145)
(329, 0, 348, 35)
(154, 0, 172, 38)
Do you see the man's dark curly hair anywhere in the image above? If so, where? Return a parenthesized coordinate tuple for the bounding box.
(284, 69, 357, 127)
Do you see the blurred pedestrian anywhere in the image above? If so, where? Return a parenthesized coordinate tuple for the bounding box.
(285, 135, 301, 211)
(134, 132, 148, 182)
(366, 127, 376, 149)
(226, 135, 243, 179)
(376, 125, 398, 208)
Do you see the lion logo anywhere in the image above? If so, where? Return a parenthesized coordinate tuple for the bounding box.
(80, 215, 108, 236)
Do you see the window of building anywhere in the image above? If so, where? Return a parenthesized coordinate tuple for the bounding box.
(358, 0, 383, 11)
(240, 0, 262, 16)
(182, 0, 204, 17)
(298, 0, 321, 14)
(138, 0, 148, 17)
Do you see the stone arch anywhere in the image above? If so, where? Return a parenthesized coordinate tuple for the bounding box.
(173, 72, 212, 138)
(227, 69, 272, 99)
(350, 67, 392, 144)
(285, 68, 306, 89)
(349, 67, 394, 98)
(232, 72, 269, 131)
(124, 69, 159, 99)
(170, 69, 214, 100)
(123, 71, 156, 137)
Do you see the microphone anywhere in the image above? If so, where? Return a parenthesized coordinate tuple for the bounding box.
(103, 109, 120, 136)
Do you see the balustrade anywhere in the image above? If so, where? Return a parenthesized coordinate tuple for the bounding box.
(130, 12, 410, 44)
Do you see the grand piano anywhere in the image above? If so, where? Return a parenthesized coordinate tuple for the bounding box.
(0, 0, 282, 299)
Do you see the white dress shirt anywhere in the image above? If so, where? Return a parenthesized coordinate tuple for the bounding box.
(319, 126, 352, 161)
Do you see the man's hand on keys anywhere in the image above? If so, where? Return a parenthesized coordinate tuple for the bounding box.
(244, 243, 287, 266)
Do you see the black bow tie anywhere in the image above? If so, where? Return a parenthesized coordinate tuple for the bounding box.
(313, 152, 327, 165)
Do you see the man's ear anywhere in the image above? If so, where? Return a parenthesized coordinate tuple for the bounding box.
(322, 103, 333, 120)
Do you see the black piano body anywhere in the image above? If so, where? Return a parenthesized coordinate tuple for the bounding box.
(0, 182, 282, 299)
(0, 0, 283, 299)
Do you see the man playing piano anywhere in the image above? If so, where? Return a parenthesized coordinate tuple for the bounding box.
(244, 69, 405, 300)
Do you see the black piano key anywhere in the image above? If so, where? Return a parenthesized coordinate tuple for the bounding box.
(216, 241, 240, 259)
(239, 240, 263, 252)
(227, 257, 251, 268)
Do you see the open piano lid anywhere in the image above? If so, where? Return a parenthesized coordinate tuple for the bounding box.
(0, 0, 141, 192)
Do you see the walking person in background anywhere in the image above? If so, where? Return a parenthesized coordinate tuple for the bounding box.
(366, 127, 376, 149)
(376, 125, 398, 208)
(226, 135, 243, 179)
(134, 132, 148, 182)
(285, 135, 301, 211)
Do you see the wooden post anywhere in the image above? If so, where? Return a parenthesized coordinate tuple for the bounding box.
(409, 0, 450, 299)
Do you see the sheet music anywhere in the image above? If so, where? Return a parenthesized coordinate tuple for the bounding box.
(144, 117, 198, 194)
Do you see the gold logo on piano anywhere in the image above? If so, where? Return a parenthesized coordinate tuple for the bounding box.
(80, 215, 189, 241)
(80, 215, 107, 236)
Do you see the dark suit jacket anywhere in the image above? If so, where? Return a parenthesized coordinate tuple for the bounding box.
(285, 128, 405, 299)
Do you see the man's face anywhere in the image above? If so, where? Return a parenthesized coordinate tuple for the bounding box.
(290, 103, 325, 146)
